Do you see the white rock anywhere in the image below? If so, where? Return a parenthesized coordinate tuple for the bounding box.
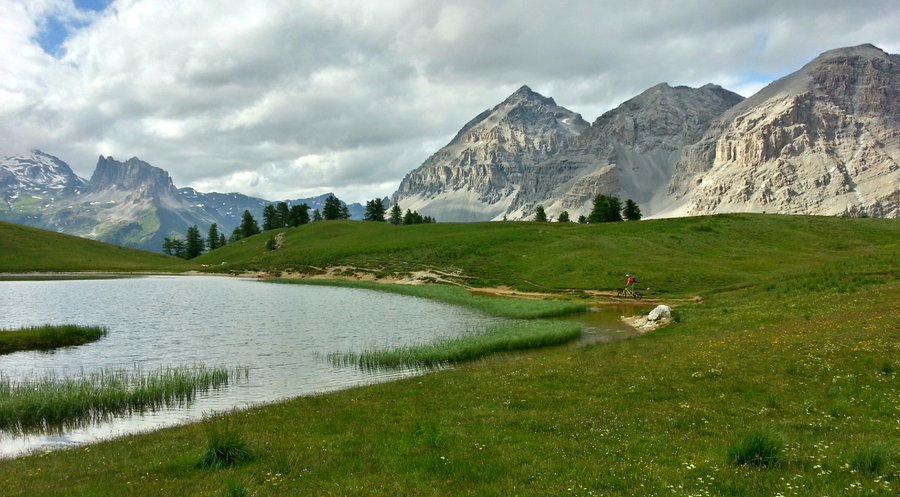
(648, 305, 672, 322)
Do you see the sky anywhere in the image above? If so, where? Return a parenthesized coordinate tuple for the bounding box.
(1, 0, 898, 203)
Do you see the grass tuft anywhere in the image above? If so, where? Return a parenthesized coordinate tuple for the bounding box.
(850, 445, 892, 476)
(726, 430, 785, 468)
(197, 423, 254, 469)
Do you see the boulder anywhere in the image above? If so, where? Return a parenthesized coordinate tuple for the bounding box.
(648, 305, 672, 321)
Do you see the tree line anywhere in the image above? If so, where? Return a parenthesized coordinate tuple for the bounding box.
(163, 194, 434, 258)
(163, 193, 642, 258)
(532, 195, 642, 223)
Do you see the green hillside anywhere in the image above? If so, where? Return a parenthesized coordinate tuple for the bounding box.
(2, 214, 898, 496)
(0, 220, 192, 273)
(198, 214, 899, 297)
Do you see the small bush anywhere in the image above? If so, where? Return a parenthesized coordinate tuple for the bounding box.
(197, 425, 254, 469)
(881, 362, 895, 375)
(726, 430, 785, 468)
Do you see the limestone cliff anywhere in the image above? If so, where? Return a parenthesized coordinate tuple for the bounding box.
(665, 44, 899, 218)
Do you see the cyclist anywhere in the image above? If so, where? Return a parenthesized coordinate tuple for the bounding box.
(624, 274, 637, 297)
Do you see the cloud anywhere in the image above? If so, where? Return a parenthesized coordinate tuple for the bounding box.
(1, 0, 899, 203)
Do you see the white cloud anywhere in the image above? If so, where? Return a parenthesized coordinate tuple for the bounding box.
(1, 0, 898, 203)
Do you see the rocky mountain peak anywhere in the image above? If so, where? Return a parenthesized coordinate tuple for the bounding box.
(0, 150, 87, 191)
(666, 43, 899, 218)
(392, 85, 589, 221)
(89, 156, 178, 199)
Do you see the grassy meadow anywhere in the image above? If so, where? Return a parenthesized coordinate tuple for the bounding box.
(198, 214, 898, 296)
(0, 214, 897, 496)
(0, 220, 192, 273)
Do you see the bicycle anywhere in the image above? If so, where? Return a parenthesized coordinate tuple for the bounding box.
(616, 286, 642, 299)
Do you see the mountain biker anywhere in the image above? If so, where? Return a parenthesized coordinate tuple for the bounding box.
(624, 274, 637, 296)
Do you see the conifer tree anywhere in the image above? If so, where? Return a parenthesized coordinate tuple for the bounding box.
(389, 203, 403, 225)
(557, 211, 570, 223)
(288, 204, 310, 226)
(533, 205, 548, 222)
(207, 223, 221, 251)
(240, 210, 261, 238)
(622, 199, 643, 221)
(364, 198, 387, 222)
(262, 205, 278, 231)
(323, 195, 349, 220)
(185, 225, 205, 259)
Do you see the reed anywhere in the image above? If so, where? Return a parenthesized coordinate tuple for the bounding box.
(0, 324, 108, 355)
(329, 321, 582, 369)
(0, 366, 248, 434)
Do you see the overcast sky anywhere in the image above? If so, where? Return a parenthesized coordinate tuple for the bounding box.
(2, 0, 898, 203)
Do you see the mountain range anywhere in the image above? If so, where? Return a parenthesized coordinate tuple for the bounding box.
(393, 44, 898, 221)
(2, 43, 897, 252)
(0, 151, 364, 251)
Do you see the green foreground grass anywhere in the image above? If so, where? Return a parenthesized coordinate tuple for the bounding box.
(0, 220, 191, 273)
(0, 214, 897, 496)
(0, 324, 108, 355)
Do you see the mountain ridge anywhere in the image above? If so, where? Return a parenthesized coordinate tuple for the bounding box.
(0, 152, 365, 251)
(394, 43, 898, 220)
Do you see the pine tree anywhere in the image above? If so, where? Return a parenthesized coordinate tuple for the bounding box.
(276, 202, 290, 227)
(389, 203, 403, 225)
(262, 204, 278, 231)
(557, 211, 570, 223)
(288, 204, 310, 226)
(312, 209, 323, 222)
(168, 237, 186, 258)
(364, 198, 387, 222)
(206, 223, 221, 251)
(323, 195, 349, 220)
(162, 236, 175, 255)
(218, 233, 226, 248)
(622, 199, 643, 221)
(240, 210, 261, 238)
(533, 205, 548, 222)
(185, 225, 205, 259)
(589, 194, 624, 223)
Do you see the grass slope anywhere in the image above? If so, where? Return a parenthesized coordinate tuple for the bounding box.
(197, 214, 899, 296)
(0, 220, 192, 273)
(1, 214, 898, 496)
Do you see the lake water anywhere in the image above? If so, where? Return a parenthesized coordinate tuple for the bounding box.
(0, 275, 510, 457)
(0, 276, 644, 458)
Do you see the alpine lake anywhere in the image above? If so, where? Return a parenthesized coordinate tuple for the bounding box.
(0, 275, 642, 457)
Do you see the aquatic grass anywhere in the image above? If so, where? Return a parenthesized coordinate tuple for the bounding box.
(330, 321, 582, 369)
(272, 279, 588, 319)
(0, 324, 108, 355)
(0, 366, 248, 434)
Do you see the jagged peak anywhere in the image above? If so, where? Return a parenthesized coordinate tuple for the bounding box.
(502, 84, 556, 106)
